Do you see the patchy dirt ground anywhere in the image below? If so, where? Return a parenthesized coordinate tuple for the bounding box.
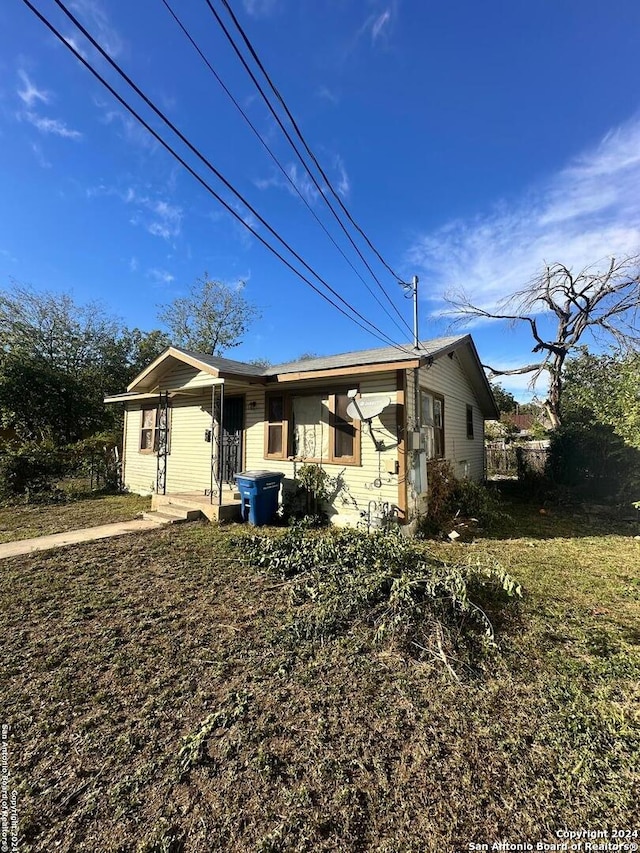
(1, 516, 638, 852)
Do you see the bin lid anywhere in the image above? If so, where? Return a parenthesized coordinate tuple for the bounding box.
(235, 470, 283, 480)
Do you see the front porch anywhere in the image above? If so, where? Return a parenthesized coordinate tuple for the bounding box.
(151, 489, 242, 522)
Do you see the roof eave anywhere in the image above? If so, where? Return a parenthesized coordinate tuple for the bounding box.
(267, 358, 421, 383)
(127, 346, 221, 392)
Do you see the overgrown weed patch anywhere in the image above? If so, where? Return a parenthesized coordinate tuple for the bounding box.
(240, 525, 522, 676)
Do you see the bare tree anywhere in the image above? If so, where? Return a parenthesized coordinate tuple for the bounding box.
(158, 274, 260, 356)
(447, 255, 640, 427)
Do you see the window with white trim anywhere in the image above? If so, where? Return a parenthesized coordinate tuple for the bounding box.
(420, 390, 445, 458)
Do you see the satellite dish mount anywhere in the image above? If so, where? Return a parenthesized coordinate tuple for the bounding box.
(346, 392, 391, 452)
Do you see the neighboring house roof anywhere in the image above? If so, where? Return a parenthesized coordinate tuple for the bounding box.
(118, 335, 499, 418)
(505, 413, 536, 432)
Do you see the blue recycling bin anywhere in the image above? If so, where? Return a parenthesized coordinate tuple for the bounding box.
(235, 470, 284, 526)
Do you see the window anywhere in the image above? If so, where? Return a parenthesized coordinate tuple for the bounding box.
(466, 404, 474, 439)
(332, 393, 357, 462)
(264, 391, 360, 465)
(139, 406, 171, 453)
(265, 394, 287, 459)
(140, 407, 158, 452)
(292, 394, 329, 459)
(420, 390, 445, 458)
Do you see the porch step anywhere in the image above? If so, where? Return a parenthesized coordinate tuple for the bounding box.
(154, 502, 206, 520)
(142, 508, 202, 525)
(151, 492, 242, 523)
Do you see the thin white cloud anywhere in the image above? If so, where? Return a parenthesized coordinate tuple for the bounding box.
(371, 10, 391, 43)
(286, 164, 319, 205)
(30, 141, 51, 168)
(129, 257, 139, 273)
(131, 194, 182, 241)
(63, 34, 89, 61)
(148, 268, 175, 286)
(356, 4, 395, 48)
(69, 0, 123, 57)
(22, 111, 82, 140)
(242, 0, 279, 18)
(317, 86, 339, 106)
(87, 184, 183, 241)
(407, 115, 640, 314)
(333, 154, 350, 198)
(17, 70, 50, 107)
(254, 162, 321, 206)
(99, 104, 157, 151)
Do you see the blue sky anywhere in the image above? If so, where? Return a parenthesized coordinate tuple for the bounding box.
(1, 0, 639, 398)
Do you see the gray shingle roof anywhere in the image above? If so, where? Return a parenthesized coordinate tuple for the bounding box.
(262, 335, 466, 375)
(173, 336, 467, 378)
(172, 346, 266, 377)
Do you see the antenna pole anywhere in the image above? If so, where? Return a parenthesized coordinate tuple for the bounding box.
(401, 275, 420, 349)
(412, 275, 419, 349)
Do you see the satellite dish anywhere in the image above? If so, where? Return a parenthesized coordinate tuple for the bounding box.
(346, 395, 391, 421)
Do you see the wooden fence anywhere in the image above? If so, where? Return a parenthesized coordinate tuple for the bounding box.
(486, 442, 549, 479)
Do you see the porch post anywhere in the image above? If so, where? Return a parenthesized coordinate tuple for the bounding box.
(156, 390, 169, 495)
(218, 382, 225, 509)
(210, 384, 216, 505)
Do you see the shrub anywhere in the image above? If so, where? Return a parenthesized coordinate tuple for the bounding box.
(69, 431, 122, 493)
(0, 440, 70, 502)
(281, 463, 333, 526)
(0, 431, 122, 503)
(241, 526, 522, 675)
(547, 422, 640, 501)
(417, 460, 506, 538)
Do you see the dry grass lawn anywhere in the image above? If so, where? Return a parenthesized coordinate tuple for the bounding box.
(1, 500, 638, 852)
(0, 493, 151, 543)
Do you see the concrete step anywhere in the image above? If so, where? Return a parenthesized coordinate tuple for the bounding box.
(142, 509, 200, 525)
(151, 502, 204, 520)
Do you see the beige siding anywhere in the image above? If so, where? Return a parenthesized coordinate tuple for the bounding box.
(122, 404, 159, 495)
(123, 395, 214, 495)
(405, 349, 485, 483)
(164, 394, 213, 494)
(244, 372, 401, 526)
(159, 363, 217, 392)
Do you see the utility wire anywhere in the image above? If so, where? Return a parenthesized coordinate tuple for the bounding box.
(160, 0, 410, 341)
(218, 0, 406, 288)
(24, 0, 414, 354)
(203, 0, 414, 338)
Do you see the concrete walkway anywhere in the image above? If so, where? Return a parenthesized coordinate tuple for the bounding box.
(0, 518, 162, 560)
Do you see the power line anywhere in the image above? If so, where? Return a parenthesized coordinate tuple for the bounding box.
(203, 0, 414, 338)
(218, 0, 406, 286)
(23, 0, 414, 355)
(160, 0, 410, 341)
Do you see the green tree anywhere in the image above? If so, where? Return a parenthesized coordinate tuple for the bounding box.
(489, 381, 517, 414)
(158, 274, 260, 355)
(562, 348, 640, 448)
(0, 281, 120, 378)
(0, 354, 97, 443)
(0, 282, 172, 443)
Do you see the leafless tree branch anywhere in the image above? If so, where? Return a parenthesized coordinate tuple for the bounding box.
(446, 253, 640, 425)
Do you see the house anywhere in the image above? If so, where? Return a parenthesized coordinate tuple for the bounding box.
(105, 334, 498, 528)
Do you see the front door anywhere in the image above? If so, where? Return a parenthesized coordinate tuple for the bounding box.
(219, 396, 244, 485)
